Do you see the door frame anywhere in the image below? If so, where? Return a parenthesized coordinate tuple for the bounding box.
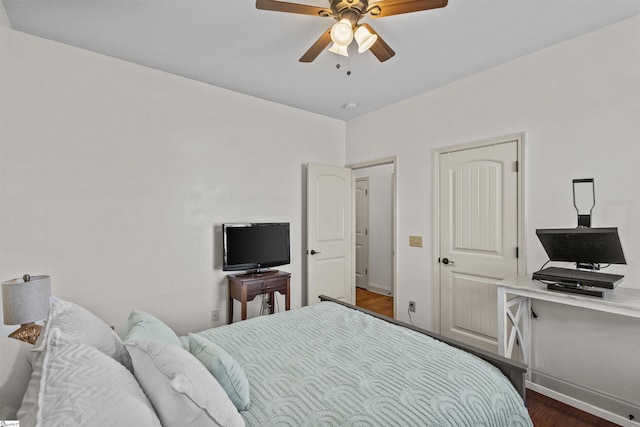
(347, 156, 398, 317)
(431, 134, 526, 333)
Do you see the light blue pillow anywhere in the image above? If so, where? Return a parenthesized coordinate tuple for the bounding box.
(124, 310, 182, 348)
(179, 335, 190, 350)
(188, 334, 250, 411)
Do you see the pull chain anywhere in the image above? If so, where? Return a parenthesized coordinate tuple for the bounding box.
(335, 59, 352, 76)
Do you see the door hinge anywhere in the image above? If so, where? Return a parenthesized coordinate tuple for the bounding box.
(365, 269, 368, 275)
(516, 247, 519, 258)
(365, 229, 368, 235)
(515, 160, 519, 172)
(365, 189, 368, 195)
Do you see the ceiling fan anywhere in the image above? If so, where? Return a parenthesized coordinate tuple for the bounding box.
(256, 0, 448, 63)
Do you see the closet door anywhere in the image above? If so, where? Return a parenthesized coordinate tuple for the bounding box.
(439, 140, 519, 353)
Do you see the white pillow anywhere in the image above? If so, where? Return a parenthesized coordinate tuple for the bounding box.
(0, 337, 33, 419)
(125, 339, 245, 427)
(18, 328, 161, 427)
(34, 297, 131, 370)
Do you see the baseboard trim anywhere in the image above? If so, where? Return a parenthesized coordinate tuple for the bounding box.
(528, 374, 639, 427)
(365, 283, 392, 296)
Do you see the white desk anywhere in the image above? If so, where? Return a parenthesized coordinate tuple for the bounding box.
(497, 277, 640, 425)
(497, 276, 640, 365)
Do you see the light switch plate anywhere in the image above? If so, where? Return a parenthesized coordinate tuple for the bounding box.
(409, 235, 423, 247)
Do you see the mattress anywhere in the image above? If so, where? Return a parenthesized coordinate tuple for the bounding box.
(196, 301, 533, 426)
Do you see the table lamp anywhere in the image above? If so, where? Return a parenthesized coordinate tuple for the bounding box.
(2, 274, 51, 344)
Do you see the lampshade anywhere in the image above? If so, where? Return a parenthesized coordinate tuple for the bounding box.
(354, 25, 378, 53)
(328, 42, 349, 57)
(2, 275, 51, 325)
(330, 19, 353, 46)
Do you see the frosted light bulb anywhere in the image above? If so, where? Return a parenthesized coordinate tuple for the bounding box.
(330, 19, 353, 46)
(355, 25, 378, 53)
(328, 42, 349, 57)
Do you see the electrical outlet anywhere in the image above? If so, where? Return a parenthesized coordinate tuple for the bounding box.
(211, 309, 219, 322)
(408, 301, 416, 312)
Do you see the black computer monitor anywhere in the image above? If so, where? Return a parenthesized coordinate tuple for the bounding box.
(536, 227, 626, 265)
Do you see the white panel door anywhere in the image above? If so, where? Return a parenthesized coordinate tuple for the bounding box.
(307, 163, 354, 305)
(440, 141, 519, 353)
(355, 178, 369, 289)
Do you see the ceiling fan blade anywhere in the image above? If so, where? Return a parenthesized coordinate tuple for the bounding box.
(299, 28, 332, 62)
(368, 0, 448, 18)
(361, 24, 395, 62)
(256, 0, 332, 17)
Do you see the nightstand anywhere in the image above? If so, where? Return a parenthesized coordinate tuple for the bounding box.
(227, 270, 291, 323)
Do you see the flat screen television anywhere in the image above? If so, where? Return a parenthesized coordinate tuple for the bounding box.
(222, 223, 290, 272)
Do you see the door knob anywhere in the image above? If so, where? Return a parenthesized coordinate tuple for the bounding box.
(442, 257, 454, 265)
(310, 249, 321, 255)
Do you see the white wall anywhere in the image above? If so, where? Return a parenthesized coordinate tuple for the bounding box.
(346, 15, 640, 415)
(0, 1, 12, 337)
(0, 27, 345, 336)
(0, 2, 9, 29)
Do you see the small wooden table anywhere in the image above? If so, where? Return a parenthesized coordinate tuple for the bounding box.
(227, 270, 291, 324)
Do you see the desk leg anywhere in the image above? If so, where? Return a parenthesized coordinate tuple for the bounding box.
(498, 286, 531, 365)
(497, 286, 507, 358)
(285, 279, 290, 311)
(522, 297, 531, 367)
(506, 296, 529, 365)
(269, 292, 275, 315)
(241, 298, 247, 321)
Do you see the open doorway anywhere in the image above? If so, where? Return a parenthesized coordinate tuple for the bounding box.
(349, 158, 396, 318)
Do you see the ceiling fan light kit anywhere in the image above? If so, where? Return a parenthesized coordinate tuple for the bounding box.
(256, 0, 448, 63)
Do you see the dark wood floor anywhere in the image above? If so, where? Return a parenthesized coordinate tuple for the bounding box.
(355, 288, 619, 427)
(526, 390, 619, 427)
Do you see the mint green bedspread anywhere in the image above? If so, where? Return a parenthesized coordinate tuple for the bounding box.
(196, 301, 533, 426)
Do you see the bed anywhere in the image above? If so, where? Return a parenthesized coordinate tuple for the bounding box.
(2, 296, 532, 426)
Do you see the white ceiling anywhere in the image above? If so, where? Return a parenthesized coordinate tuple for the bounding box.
(4, 0, 640, 120)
